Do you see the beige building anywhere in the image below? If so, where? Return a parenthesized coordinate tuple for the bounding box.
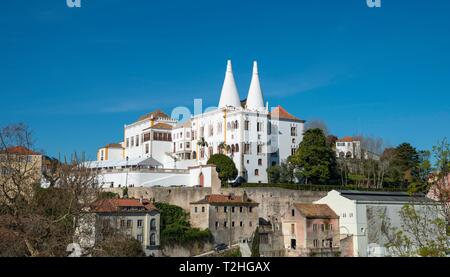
(92, 197, 161, 256)
(0, 146, 43, 203)
(190, 192, 259, 245)
(282, 203, 340, 257)
(97, 143, 124, 162)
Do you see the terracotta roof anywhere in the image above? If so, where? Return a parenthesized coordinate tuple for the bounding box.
(270, 106, 305, 122)
(191, 193, 259, 206)
(143, 122, 173, 131)
(337, 136, 358, 143)
(293, 203, 338, 219)
(105, 143, 123, 149)
(93, 198, 159, 213)
(138, 109, 171, 122)
(1, 146, 40, 156)
(174, 120, 192, 129)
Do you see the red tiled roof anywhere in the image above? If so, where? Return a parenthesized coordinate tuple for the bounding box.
(191, 194, 258, 206)
(293, 203, 338, 219)
(138, 110, 171, 122)
(337, 136, 358, 143)
(271, 106, 304, 122)
(1, 146, 40, 155)
(93, 198, 159, 213)
(105, 143, 123, 149)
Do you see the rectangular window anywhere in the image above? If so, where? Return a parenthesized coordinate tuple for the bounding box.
(249, 207, 253, 213)
(120, 220, 125, 228)
(137, 235, 143, 242)
(249, 221, 253, 227)
(202, 206, 205, 213)
(126, 220, 132, 228)
(321, 224, 325, 232)
(291, 209, 295, 217)
(291, 224, 295, 235)
(126, 138, 130, 148)
(240, 221, 243, 227)
(137, 220, 143, 228)
(143, 133, 151, 142)
(245, 121, 250, 131)
(131, 137, 134, 147)
(291, 127, 297, 136)
(224, 207, 227, 213)
(232, 207, 235, 213)
(186, 142, 190, 149)
(224, 221, 227, 228)
(244, 143, 251, 154)
(232, 221, 235, 228)
(145, 144, 149, 154)
(313, 239, 319, 248)
(257, 144, 263, 155)
(215, 222, 219, 230)
(258, 159, 263, 166)
(313, 224, 318, 232)
(195, 207, 198, 213)
(240, 207, 243, 213)
(136, 135, 139, 147)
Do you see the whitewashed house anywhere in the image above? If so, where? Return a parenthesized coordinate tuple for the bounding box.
(315, 190, 437, 257)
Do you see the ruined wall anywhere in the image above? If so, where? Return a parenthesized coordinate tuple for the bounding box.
(105, 186, 327, 220)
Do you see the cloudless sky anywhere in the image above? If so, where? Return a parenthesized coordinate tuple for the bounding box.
(0, 0, 449, 159)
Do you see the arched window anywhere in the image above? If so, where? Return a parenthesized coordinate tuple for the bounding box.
(339, 152, 345, 158)
(235, 144, 239, 153)
(346, 151, 352, 159)
(235, 120, 239, 129)
(254, 169, 259, 176)
(192, 151, 197, 159)
(150, 233, 156, 246)
(231, 144, 235, 153)
(150, 219, 156, 231)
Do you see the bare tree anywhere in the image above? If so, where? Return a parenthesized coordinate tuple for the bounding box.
(305, 119, 329, 136)
(0, 124, 100, 257)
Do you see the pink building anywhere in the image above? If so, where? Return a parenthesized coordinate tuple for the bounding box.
(282, 203, 340, 257)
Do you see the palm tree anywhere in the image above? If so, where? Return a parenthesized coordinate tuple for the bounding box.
(197, 137, 209, 160)
(218, 142, 231, 155)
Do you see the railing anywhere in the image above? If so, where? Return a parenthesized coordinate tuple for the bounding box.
(99, 168, 190, 174)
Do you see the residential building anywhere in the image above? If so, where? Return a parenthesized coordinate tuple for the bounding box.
(315, 190, 437, 257)
(281, 203, 340, 257)
(335, 136, 380, 160)
(97, 143, 124, 162)
(0, 146, 43, 203)
(90, 197, 161, 257)
(190, 192, 259, 245)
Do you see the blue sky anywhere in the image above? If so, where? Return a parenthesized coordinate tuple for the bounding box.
(0, 0, 449, 159)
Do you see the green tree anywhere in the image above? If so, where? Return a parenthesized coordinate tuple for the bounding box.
(251, 227, 260, 257)
(207, 154, 238, 185)
(290, 129, 338, 185)
(392, 143, 420, 183)
(154, 203, 212, 247)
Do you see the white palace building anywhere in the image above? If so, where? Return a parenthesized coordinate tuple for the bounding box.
(89, 61, 305, 188)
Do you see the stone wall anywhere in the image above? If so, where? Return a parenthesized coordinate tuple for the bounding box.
(106, 186, 327, 220)
(162, 242, 214, 257)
